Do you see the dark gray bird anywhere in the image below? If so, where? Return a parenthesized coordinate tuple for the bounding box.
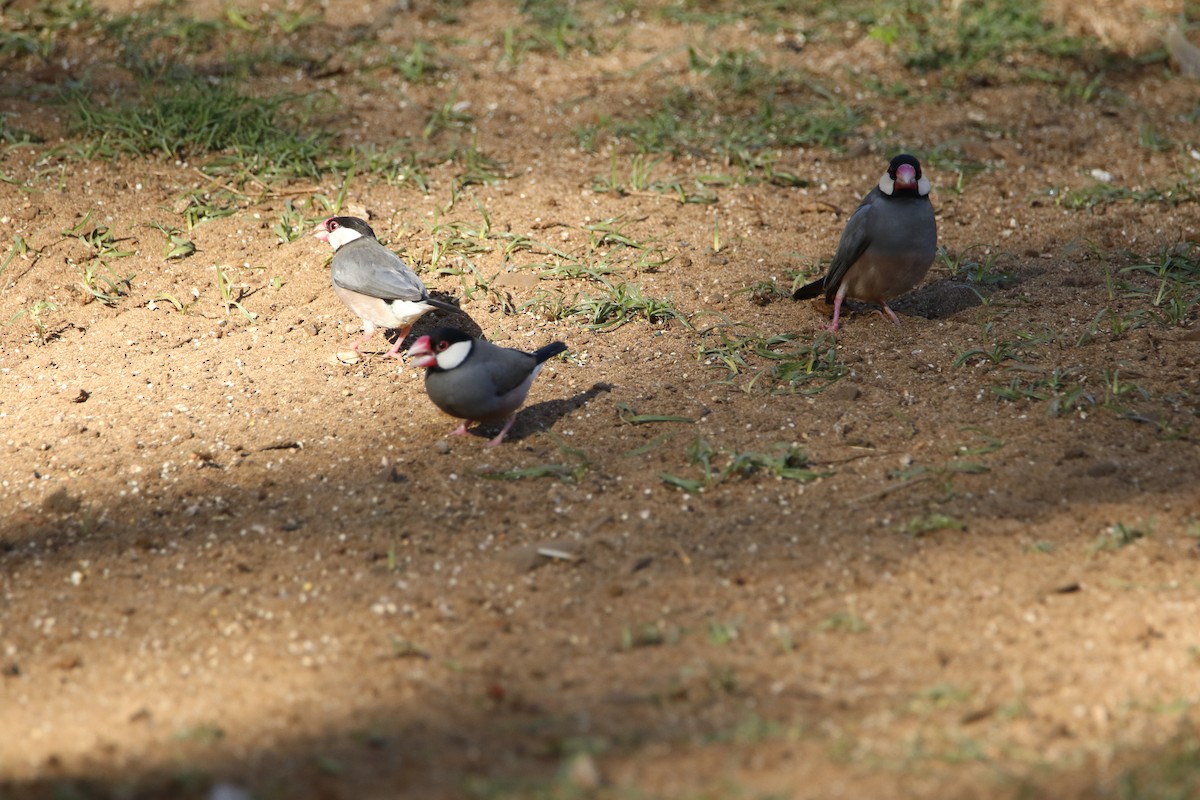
(409, 328, 568, 446)
(793, 154, 937, 331)
(312, 216, 456, 358)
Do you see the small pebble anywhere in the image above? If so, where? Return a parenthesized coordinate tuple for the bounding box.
(209, 783, 252, 800)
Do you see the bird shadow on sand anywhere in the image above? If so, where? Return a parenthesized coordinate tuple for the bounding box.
(801, 281, 988, 328)
(376, 302, 483, 354)
(463, 381, 615, 444)
(892, 277, 1016, 321)
(766, 277, 993, 323)
(791, 278, 997, 327)
(424, 294, 482, 336)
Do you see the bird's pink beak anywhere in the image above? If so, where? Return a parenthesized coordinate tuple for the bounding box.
(894, 163, 918, 190)
(311, 220, 331, 242)
(408, 335, 436, 368)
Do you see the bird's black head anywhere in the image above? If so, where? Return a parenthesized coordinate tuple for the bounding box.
(324, 216, 377, 240)
(426, 327, 473, 350)
(409, 327, 474, 371)
(888, 154, 922, 182)
(880, 153, 929, 197)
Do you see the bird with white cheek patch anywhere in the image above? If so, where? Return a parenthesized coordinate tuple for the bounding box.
(409, 328, 568, 447)
(792, 154, 937, 331)
(312, 216, 458, 358)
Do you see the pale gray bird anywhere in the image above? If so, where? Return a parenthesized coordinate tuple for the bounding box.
(312, 216, 457, 358)
(793, 154, 937, 331)
(409, 328, 568, 447)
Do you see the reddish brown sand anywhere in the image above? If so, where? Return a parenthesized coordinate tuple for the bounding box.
(2, 1, 1200, 798)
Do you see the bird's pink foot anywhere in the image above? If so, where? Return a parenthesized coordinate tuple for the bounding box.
(450, 421, 471, 437)
(346, 326, 379, 355)
(485, 417, 517, 448)
(880, 304, 901, 326)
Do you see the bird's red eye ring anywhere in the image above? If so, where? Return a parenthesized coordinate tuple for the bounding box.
(436, 340, 449, 351)
(328, 220, 339, 230)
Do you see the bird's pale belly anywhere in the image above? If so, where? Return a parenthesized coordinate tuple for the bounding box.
(842, 248, 934, 304)
(333, 286, 429, 329)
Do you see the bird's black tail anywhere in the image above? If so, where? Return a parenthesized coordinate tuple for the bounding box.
(425, 295, 460, 314)
(792, 277, 825, 300)
(533, 342, 568, 363)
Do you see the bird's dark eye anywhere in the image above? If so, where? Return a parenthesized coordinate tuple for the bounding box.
(328, 220, 339, 230)
(436, 340, 449, 351)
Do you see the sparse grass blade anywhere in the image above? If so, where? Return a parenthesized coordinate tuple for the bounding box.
(1120, 245, 1200, 327)
(481, 464, 577, 482)
(697, 325, 846, 394)
(819, 610, 869, 634)
(452, 141, 508, 187)
(8, 299, 59, 344)
(148, 222, 195, 259)
(658, 472, 707, 493)
(1091, 520, 1151, 553)
(0, 234, 32, 276)
(148, 292, 188, 313)
(174, 185, 251, 229)
(658, 438, 829, 493)
(213, 264, 256, 321)
(481, 435, 589, 483)
(615, 402, 694, 425)
(78, 262, 136, 306)
(903, 513, 967, 537)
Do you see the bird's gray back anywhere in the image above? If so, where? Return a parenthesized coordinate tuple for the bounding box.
(331, 238, 429, 302)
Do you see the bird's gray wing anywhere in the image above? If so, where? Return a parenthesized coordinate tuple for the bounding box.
(476, 340, 541, 398)
(821, 190, 879, 302)
(332, 239, 429, 302)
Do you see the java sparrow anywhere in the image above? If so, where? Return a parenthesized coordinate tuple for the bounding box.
(792, 154, 937, 331)
(409, 327, 568, 447)
(312, 216, 457, 358)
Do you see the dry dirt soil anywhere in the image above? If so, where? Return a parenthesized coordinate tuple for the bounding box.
(3, 1, 1200, 798)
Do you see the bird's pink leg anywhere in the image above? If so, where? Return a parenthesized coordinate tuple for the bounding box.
(825, 285, 847, 332)
(486, 416, 517, 448)
(449, 421, 472, 437)
(384, 325, 413, 360)
(350, 328, 378, 353)
(880, 303, 901, 326)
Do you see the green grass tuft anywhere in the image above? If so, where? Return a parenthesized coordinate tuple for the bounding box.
(860, 0, 1091, 81)
(659, 437, 829, 493)
(697, 326, 846, 394)
(597, 87, 860, 164)
(66, 82, 329, 180)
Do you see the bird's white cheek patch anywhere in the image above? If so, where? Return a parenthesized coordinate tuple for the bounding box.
(434, 340, 472, 370)
(328, 227, 364, 250)
(917, 176, 931, 196)
(878, 174, 895, 195)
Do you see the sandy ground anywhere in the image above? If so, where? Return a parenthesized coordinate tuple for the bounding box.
(2, 1, 1200, 798)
